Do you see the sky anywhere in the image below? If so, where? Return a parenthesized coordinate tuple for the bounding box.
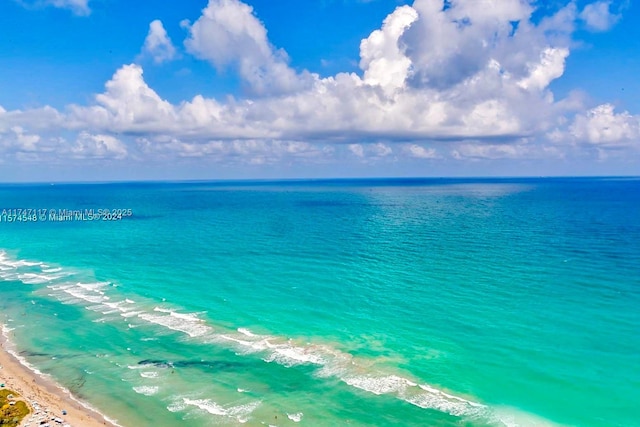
(0, 0, 639, 182)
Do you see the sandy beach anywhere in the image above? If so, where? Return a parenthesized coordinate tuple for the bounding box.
(0, 327, 118, 427)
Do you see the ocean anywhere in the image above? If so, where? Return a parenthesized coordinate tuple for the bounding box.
(0, 177, 638, 427)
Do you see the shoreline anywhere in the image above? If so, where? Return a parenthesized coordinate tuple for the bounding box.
(0, 325, 119, 427)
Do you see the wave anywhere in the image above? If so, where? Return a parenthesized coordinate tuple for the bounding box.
(287, 412, 303, 422)
(140, 371, 159, 379)
(0, 250, 562, 426)
(133, 385, 159, 396)
(168, 397, 260, 424)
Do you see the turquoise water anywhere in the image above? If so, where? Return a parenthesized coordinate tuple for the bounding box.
(0, 178, 638, 427)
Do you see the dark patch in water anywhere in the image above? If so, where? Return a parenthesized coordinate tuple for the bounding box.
(18, 351, 50, 357)
(68, 373, 86, 395)
(137, 359, 244, 370)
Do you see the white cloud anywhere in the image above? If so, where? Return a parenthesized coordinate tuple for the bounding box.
(142, 20, 177, 64)
(348, 142, 393, 162)
(71, 132, 128, 159)
(183, 0, 315, 95)
(0, 127, 127, 161)
(2, 0, 638, 168)
(517, 47, 569, 91)
(401, 0, 533, 90)
(580, 1, 621, 32)
(348, 144, 365, 158)
(371, 142, 392, 157)
(17, 0, 589, 142)
(69, 64, 176, 132)
(404, 144, 438, 159)
(360, 6, 418, 94)
(0, 126, 41, 154)
(570, 104, 640, 147)
(11, 126, 41, 151)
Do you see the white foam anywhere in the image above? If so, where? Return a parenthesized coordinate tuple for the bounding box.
(263, 342, 326, 367)
(120, 310, 144, 318)
(404, 392, 483, 418)
(238, 328, 256, 337)
(182, 398, 227, 416)
(216, 333, 327, 367)
(341, 374, 488, 419)
(18, 272, 65, 284)
(48, 282, 110, 305)
(133, 385, 159, 396)
(3, 259, 43, 268)
(137, 312, 212, 338)
(343, 375, 409, 395)
(140, 371, 159, 379)
(167, 401, 186, 412)
(127, 365, 147, 370)
(180, 398, 260, 422)
(287, 412, 303, 422)
(153, 307, 205, 321)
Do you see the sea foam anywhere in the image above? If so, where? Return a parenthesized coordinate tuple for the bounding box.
(0, 250, 558, 426)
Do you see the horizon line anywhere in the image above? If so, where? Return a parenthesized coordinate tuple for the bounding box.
(1, 175, 639, 186)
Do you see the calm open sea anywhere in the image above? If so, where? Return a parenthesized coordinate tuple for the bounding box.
(1, 178, 638, 426)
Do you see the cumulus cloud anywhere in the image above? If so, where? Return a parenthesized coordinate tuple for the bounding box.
(142, 20, 177, 64)
(404, 144, 438, 159)
(348, 143, 393, 162)
(71, 132, 128, 159)
(183, 0, 316, 95)
(2, 0, 639, 168)
(570, 104, 640, 147)
(69, 64, 176, 132)
(11, 126, 41, 151)
(0, 127, 127, 161)
(360, 6, 418, 94)
(579, 1, 621, 32)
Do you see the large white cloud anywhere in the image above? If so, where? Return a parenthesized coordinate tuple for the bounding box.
(2, 0, 638, 166)
(360, 6, 419, 94)
(183, 0, 316, 95)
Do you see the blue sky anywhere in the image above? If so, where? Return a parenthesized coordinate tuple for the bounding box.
(0, 0, 638, 181)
